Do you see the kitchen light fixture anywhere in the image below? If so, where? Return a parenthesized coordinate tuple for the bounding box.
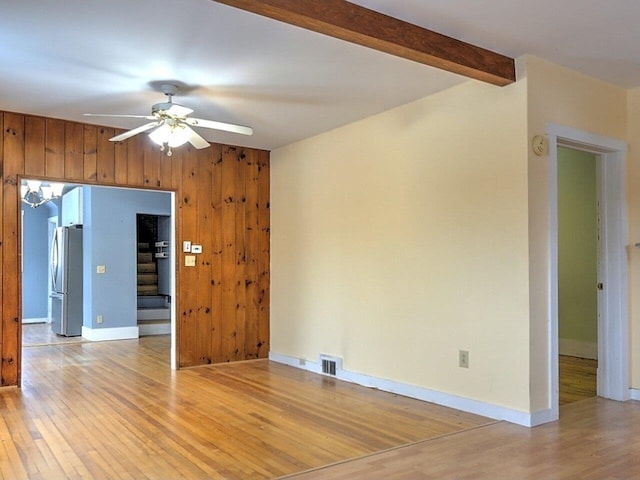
(21, 179, 65, 208)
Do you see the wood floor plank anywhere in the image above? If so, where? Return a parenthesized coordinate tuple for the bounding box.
(559, 354, 597, 405)
(283, 398, 640, 480)
(2, 336, 491, 479)
(6, 337, 634, 479)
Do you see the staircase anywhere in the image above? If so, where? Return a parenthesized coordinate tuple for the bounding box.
(136, 242, 170, 335)
(137, 244, 158, 296)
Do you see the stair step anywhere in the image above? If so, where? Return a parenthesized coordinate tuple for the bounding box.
(137, 273, 158, 285)
(137, 308, 170, 321)
(137, 295, 168, 309)
(138, 320, 171, 337)
(137, 252, 153, 263)
(138, 319, 170, 325)
(137, 263, 157, 273)
(137, 285, 158, 296)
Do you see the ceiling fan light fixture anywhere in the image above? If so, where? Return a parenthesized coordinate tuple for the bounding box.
(86, 83, 251, 155)
(149, 122, 191, 150)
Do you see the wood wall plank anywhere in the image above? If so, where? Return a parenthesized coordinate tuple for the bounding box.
(45, 118, 65, 178)
(96, 127, 115, 184)
(244, 149, 260, 358)
(83, 125, 97, 181)
(210, 148, 223, 363)
(234, 149, 247, 360)
(0, 114, 4, 368)
(257, 150, 270, 357)
(2, 113, 25, 386)
(170, 147, 184, 191)
(159, 148, 172, 188)
(113, 133, 128, 185)
(126, 135, 144, 185)
(195, 147, 214, 364)
(64, 122, 84, 181)
(221, 146, 238, 362)
(24, 116, 45, 177)
(0, 110, 270, 386)
(178, 147, 200, 367)
(143, 145, 161, 188)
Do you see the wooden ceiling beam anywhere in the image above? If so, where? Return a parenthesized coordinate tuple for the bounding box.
(211, 0, 515, 86)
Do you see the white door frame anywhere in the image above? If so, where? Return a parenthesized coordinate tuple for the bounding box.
(547, 123, 629, 419)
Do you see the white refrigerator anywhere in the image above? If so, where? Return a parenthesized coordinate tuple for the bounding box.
(50, 226, 83, 336)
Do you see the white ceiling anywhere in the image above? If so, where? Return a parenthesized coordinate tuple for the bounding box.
(1, 0, 638, 151)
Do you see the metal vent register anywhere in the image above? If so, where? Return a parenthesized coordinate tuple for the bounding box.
(321, 358, 337, 376)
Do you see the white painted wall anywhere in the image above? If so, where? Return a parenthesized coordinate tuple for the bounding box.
(271, 76, 531, 412)
(525, 56, 628, 411)
(271, 54, 639, 420)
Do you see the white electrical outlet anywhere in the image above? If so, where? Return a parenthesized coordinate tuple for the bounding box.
(97, 315, 103, 324)
(459, 350, 469, 368)
(96, 265, 106, 274)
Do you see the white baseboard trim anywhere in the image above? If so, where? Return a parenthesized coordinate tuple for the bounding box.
(82, 326, 139, 342)
(269, 351, 544, 427)
(631, 389, 640, 401)
(559, 338, 597, 359)
(22, 317, 49, 324)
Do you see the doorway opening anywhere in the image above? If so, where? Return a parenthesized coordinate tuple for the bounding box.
(557, 146, 598, 405)
(136, 214, 171, 336)
(547, 123, 629, 419)
(20, 181, 177, 368)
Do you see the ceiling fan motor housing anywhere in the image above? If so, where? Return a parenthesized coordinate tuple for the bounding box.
(152, 102, 177, 115)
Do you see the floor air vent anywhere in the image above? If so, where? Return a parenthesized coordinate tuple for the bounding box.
(321, 358, 337, 376)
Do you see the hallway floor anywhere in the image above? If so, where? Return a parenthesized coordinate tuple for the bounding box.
(21, 322, 86, 347)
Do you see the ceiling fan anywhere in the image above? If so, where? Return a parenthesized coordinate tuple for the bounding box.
(84, 84, 253, 156)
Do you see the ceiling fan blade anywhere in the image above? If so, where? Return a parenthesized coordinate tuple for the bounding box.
(110, 121, 160, 142)
(166, 104, 193, 117)
(184, 125, 210, 149)
(185, 117, 253, 136)
(84, 113, 155, 120)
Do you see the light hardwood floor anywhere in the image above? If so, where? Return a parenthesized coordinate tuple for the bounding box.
(22, 323, 86, 347)
(284, 397, 640, 479)
(559, 354, 597, 405)
(4, 336, 637, 479)
(3, 336, 490, 479)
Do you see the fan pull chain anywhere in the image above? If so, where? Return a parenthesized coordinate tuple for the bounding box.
(158, 142, 173, 157)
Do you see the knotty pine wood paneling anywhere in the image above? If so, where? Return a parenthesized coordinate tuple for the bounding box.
(0, 111, 270, 386)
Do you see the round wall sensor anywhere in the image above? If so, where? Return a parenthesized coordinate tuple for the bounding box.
(532, 135, 548, 156)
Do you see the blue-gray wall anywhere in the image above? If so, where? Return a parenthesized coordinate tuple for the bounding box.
(83, 187, 171, 330)
(22, 204, 53, 319)
(22, 187, 171, 329)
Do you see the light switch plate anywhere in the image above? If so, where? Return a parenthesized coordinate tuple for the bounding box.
(183, 241, 192, 253)
(185, 255, 196, 267)
(191, 245, 202, 254)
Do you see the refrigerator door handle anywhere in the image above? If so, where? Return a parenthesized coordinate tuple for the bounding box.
(50, 229, 59, 292)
